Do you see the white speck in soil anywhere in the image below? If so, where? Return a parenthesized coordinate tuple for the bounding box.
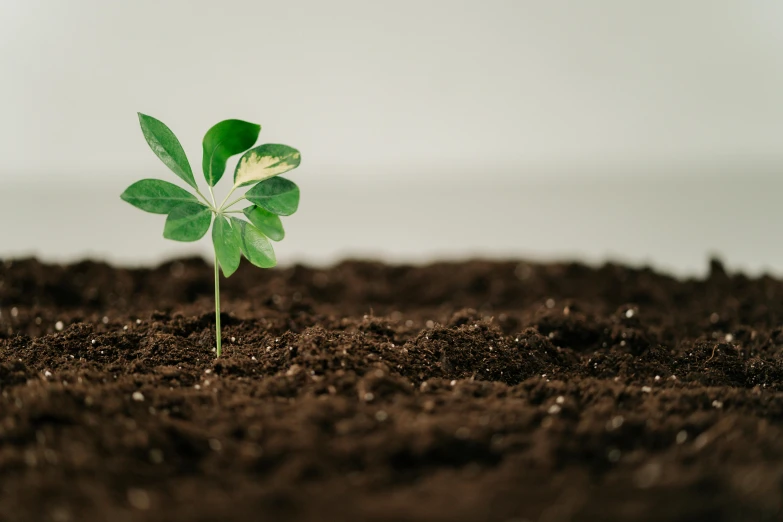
(127, 489, 151, 510)
(625, 309, 635, 318)
(230, 337, 236, 342)
(102, 316, 109, 324)
(55, 321, 64, 331)
(136, 319, 141, 325)
(208, 439, 222, 451)
(426, 320, 434, 328)
(251, 356, 257, 361)
(545, 298, 555, 309)
(375, 411, 388, 422)
(363, 392, 375, 402)
(91, 339, 96, 345)
(724, 333, 734, 342)
(654, 375, 661, 381)
(676, 430, 688, 444)
(556, 396, 565, 405)
(641, 386, 652, 393)
(450, 380, 457, 386)
(712, 400, 724, 409)
(405, 320, 414, 327)
(547, 404, 561, 415)
(194, 384, 201, 390)
(123, 325, 128, 331)
(132, 391, 145, 402)
(11, 307, 18, 318)
(44, 371, 52, 378)
(205, 369, 212, 374)
(35, 317, 42, 325)
(563, 306, 570, 316)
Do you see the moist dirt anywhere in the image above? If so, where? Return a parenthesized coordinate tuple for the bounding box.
(1, 257, 783, 521)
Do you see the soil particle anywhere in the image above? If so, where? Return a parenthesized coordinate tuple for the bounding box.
(1, 257, 783, 521)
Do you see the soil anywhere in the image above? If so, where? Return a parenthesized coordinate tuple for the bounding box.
(1, 257, 783, 522)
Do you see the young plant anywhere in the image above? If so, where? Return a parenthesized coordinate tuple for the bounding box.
(121, 113, 301, 357)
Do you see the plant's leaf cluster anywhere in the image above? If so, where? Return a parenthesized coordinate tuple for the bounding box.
(121, 113, 301, 277)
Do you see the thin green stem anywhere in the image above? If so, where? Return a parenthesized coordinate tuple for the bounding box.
(214, 253, 222, 357)
(194, 188, 213, 209)
(224, 210, 244, 214)
(218, 185, 239, 210)
(222, 196, 247, 211)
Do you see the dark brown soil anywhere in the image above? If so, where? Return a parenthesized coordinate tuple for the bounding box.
(2, 257, 783, 521)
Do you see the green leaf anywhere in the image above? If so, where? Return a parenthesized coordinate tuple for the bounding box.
(138, 113, 197, 190)
(121, 179, 199, 214)
(242, 205, 285, 241)
(163, 203, 211, 242)
(232, 218, 277, 269)
(245, 177, 300, 216)
(212, 215, 242, 277)
(234, 144, 301, 187)
(202, 119, 261, 187)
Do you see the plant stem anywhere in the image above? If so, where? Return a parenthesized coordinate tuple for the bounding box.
(208, 185, 218, 208)
(218, 185, 239, 210)
(214, 253, 222, 357)
(194, 188, 213, 209)
(222, 196, 247, 211)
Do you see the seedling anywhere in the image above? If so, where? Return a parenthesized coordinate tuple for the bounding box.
(121, 114, 301, 357)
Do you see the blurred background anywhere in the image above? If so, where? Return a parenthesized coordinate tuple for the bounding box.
(2, 0, 782, 276)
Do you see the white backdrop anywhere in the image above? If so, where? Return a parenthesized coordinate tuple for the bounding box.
(2, 1, 783, 275)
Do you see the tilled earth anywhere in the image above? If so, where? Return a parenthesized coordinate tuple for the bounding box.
(1, 257, 783, 521)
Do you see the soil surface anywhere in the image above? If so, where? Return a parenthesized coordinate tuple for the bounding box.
(2, 257, 783, 521)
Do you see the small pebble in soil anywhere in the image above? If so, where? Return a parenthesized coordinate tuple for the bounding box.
(634, 461, 663, 489)
(676, 430, 688, 444)
(230, 337, 236, 342)
(127, 489, 151, 510)
(136, 319, 141, 325)
(55, 321, 64, 331)
(91, 339, 96, 345)
(725, 333, 734, 342)
(11, 307, 18, 318)
(556, 396, 565, 405)
(641, 386, 652, 393)
(625, 309, 635, 318)
(607, 415, 624, 431)
(132, 391, 145, 402)
(426, 320, 434, 328)
(102, 316, 109, 324)
(205, 369, 212, 374)
(123, 325, 128, 331)
(455, 427, 470, 439)
(194, 385, 201, 390)
(654, 375, 661, 381)
(712, 400, 724, 409)
(35, 317, 41, 325)
(607, 448, 622, 463)
(363, 393, 375, 402)
(375, 411, 388, 422)
(44, 371, 52, 378)
(547, 404, 561, 415)
(149, 449, 164, 464)
(208, 439, 222, 451)
(710, 313, 720, 324)
(251, 356, 257, 361)
(545, 298, 555, 309)
(450, 380, 457, 386)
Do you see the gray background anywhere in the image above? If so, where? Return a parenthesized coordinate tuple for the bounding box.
(2, 1, 783, 276)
